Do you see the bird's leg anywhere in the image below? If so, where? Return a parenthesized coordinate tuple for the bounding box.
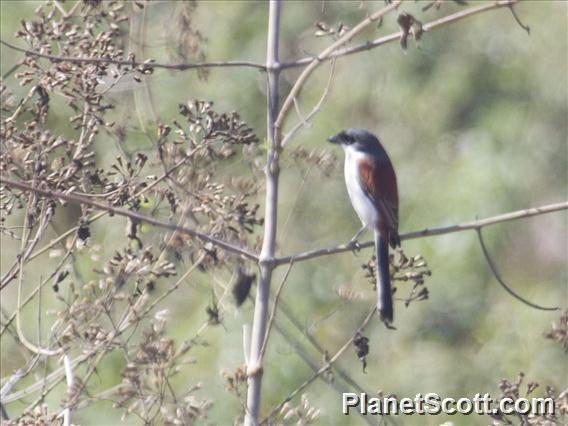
(348, 226, 366, 252)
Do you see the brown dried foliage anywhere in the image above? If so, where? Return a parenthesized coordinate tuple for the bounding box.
(362, 249, 431, 308)
(490, 372, 567, 425)
(0, 1, 263, 423)
(543, 310, 568, 351)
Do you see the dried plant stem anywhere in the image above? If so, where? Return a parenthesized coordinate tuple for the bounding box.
(0, 39, 265, 71)
(0, 369, 25, 400)
(2, 147, 201, 290)
(269, 320, 376, 426)
(274, 0, 402, 141)
(244, 2, 281, 425)
(276, 299, 370, 396)
(16, 195, 63, 356)
(26, 144, 205, 264)
(279, 0, 521, 69)
(281, 58, 336, 147)
(1, 236, 76, 337)
(5, 85, 37, 122)
(3, 255, 205, 405)
(0, 1, 522, 78)
(476, 228, 558, 311)
(135, 254, 206, 321)
(0, 177, 258, 262)
(261, 307, 377, 424)
(0, 193, 54, 290)
(62, 354, 73, 426)
(276, 201, 568, 265)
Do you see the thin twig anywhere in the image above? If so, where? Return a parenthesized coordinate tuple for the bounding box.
(0, 176, 259, 262)
(476, 228, 558, 311)
(1, 370, 25, 399)
(1, 237, 76, 337)
(1, 142, 209, 290)
(27, 142, 205, 263)
(0, 0, 522, 76)
(1, 58, 24, 80)
(292, 97, 307, 127)
(135, 254, 206, 320)
(277, 162, 313, 240)
(258, 260, 294, 362)
(281, 58, 336, 147)
(53, 0, 69, 18)
(15, 196, 63, 356)
(277, 299, 373, 404)
(5, 85, 37, 122)
(274, 0, 402, 142)
(276, 202, 568, 265)
(261, 307, 377, 425)
(3, 255, 206, 405)
(507, 2, 530, 34)
(270, 320, 377, 426)
(245, 289, 376, 426)
(279, 0, 521, 70)
(0, 39, 266, 71)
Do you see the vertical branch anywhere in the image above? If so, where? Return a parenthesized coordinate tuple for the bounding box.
(245, 1, 281, 425)
(62, 354, 74, 426)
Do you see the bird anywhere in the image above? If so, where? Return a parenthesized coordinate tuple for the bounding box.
(328, 128, 400, 324)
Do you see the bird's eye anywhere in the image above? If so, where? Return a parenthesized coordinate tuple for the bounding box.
(342, 133, 354, 144)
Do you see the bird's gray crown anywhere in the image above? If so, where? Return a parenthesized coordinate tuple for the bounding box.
(343, 128, 377, 143)
(327, 128, 385, 157)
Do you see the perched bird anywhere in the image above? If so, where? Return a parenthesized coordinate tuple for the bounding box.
(328, 128, 400, 323)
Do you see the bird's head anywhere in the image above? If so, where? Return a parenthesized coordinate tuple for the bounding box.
(327, 128, 380, 154)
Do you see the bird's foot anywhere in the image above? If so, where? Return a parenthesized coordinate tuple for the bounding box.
(347, 238, 361, 254)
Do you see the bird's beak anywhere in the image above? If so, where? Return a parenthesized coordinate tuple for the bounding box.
(327, 134, 340, 144)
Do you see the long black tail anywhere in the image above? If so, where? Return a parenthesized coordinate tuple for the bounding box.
(374, 230, 393, 323)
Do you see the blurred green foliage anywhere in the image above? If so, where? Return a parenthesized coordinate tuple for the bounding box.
(1, 1, 566, 425)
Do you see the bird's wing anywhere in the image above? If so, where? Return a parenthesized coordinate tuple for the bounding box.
(358, 157, 400, 247)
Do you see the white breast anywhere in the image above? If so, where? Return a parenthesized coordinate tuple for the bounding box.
(343, 146, 379, 229)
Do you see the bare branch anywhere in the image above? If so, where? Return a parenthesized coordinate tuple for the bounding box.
(62, 354, 74, 426)
(1, 58, 24, 80)
(15, 195, 63, 356)
(245, 2, 282, 424)
(276, 202, 568, 265)
(1, 137, 248, 292)
(1, 369, 25, 400)
(2, 255, 206, 406)
(1, 237, 76, 336)
(0, 177, 259, 262)
(0, 39, 266, 71)
(269, 320, 376, 426)
(279, 0, 522, 70)
(281, 59, 336, 147)
(0, 0, 522, 77)
(274, 0, 402, 142)
(476, 228, 558, 311)
(26, 141, 206, 264)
